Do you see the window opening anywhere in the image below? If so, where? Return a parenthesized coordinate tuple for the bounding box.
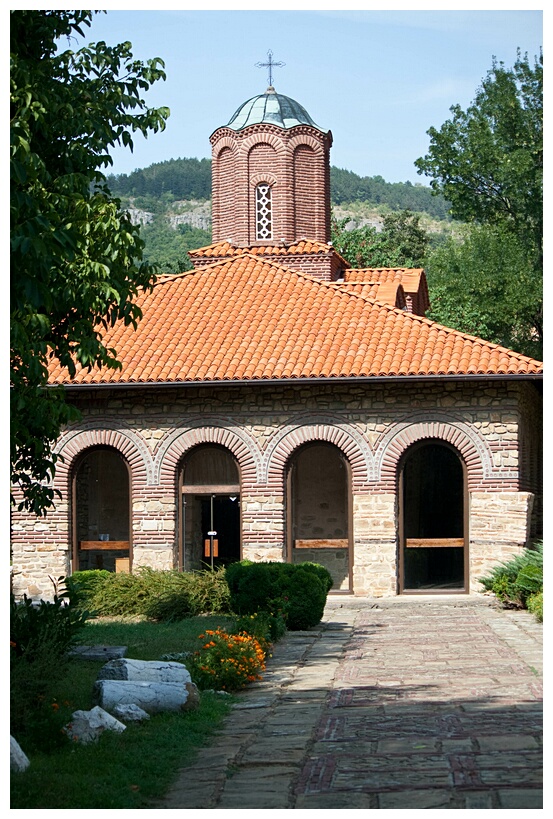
(256, 183, 272, 240)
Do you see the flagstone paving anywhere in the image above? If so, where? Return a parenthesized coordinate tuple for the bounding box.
(156, 596, 542, 810)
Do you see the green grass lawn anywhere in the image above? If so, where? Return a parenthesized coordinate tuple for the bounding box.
(11, 615, 235, 809)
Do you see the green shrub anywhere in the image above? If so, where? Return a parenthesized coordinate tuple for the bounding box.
(490, 573, 518, 604)
(480, 543, 543, 591)
(10, 590, 89, 751)
(480, 543, 543, 615)
(65, 569, 111, 609)
(66, 567, 231, 620)
(180, 568, 232, 615)
(11, 645, 74, 752)
(298, 561, 334, 594)
(232, 609, 286, 646)
(526, 591, 543, 622)
(10, 593, 89, 659)
(514, 563, 543, 603)
(225, 561, 332, 630)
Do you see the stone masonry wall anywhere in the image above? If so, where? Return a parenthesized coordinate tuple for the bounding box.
(11, 379, 539, 600)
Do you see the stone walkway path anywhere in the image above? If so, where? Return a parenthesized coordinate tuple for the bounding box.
(156, 595, 543, 810)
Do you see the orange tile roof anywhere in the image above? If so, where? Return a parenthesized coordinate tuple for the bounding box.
(345, 268, 430, 313)
(332, 281, 406, 309)
(49, 254, 542, 386)
(189, 239, 348, 264)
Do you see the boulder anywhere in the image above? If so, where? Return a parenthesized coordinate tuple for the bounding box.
(63, 705, 126, 744)
(112, 703, 151, 722)
(10, 736, 30, 772)
(69, 645, 127, 660)
(97, 658, 191, 684)
(93, 679, 192, 714)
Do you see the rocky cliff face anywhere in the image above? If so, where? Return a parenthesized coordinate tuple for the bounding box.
(127, 200, 212, 232)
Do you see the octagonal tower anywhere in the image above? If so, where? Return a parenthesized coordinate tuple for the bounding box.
(210, 86, 333, 246)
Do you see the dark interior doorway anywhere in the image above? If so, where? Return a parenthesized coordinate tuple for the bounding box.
(400, 442, 467, 592)
(180, 445, 241, 570)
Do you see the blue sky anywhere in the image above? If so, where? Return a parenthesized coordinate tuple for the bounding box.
(71, 4, 543, 186)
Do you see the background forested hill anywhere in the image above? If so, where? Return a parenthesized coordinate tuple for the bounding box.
(106, 157, 452, 274)
(107, 157, 450, 218)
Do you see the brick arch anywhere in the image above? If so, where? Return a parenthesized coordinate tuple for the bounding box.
(264, 419, 372, 489)
(242, 131, 288, 155)
(249, 172, 277, 187)
(212, 138, 239, 160)
(156, 422, 262, 486)
(53, 421, 153, 492)
(376, 418, 492, 490)
(289, 133, 325, 155)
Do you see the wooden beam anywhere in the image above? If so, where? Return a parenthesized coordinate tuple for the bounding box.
(182, 485, 240, 495)
(79, 541, 130, 551)
(294, 539, 349, 549)
(405, 538, 464, 549)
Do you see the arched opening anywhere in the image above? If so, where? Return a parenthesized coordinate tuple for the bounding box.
(399, 441, 468, 593)
(287, 442, 352, 592)
(179, 445, 241, 571)
(72, 447, 131, 573)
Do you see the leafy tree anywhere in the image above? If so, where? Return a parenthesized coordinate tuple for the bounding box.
(11, 10, 169, 514)
(425, 223, 542, 359)
(415, 50, 542, 275)
(141, 219, 212, 273)
(331, 210, 429, 268)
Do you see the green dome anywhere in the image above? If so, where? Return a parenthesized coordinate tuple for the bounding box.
(225, 87, 323, 131)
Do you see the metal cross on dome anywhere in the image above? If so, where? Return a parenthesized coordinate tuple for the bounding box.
(255, 50, 285, 87)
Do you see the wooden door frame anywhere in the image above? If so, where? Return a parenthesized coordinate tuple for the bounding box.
(398, 439, 469, 595)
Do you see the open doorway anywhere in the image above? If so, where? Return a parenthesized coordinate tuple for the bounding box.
(180, 445, 241, 570)
(72, 447, 131, 573)
(399, 441, 467, 593)
(287, 442, 352, 592)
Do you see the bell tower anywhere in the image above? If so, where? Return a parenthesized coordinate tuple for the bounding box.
(210, 86, 333, 246)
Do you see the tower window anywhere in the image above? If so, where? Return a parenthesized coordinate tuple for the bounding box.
(256, 183, 272, 240)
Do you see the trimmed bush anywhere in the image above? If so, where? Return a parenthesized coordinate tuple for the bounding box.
(225, 560, 332, 630)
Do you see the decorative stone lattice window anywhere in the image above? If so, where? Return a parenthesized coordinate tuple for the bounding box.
(255, 183, 272, 240)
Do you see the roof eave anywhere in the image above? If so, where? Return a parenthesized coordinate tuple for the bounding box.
(59, 372, 543, 391)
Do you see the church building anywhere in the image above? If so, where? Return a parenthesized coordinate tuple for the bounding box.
(11, 82, 542, 601)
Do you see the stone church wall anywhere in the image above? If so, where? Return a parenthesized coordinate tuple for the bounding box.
(11, 379, 540, 600)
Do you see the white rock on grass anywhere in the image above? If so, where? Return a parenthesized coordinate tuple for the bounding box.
(10, 736, 30, 772)
(112, 703, 151, 722)
(63, 705, 126, 744)
(94, 679, 193, 715)
(97, 658, 192, 684)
